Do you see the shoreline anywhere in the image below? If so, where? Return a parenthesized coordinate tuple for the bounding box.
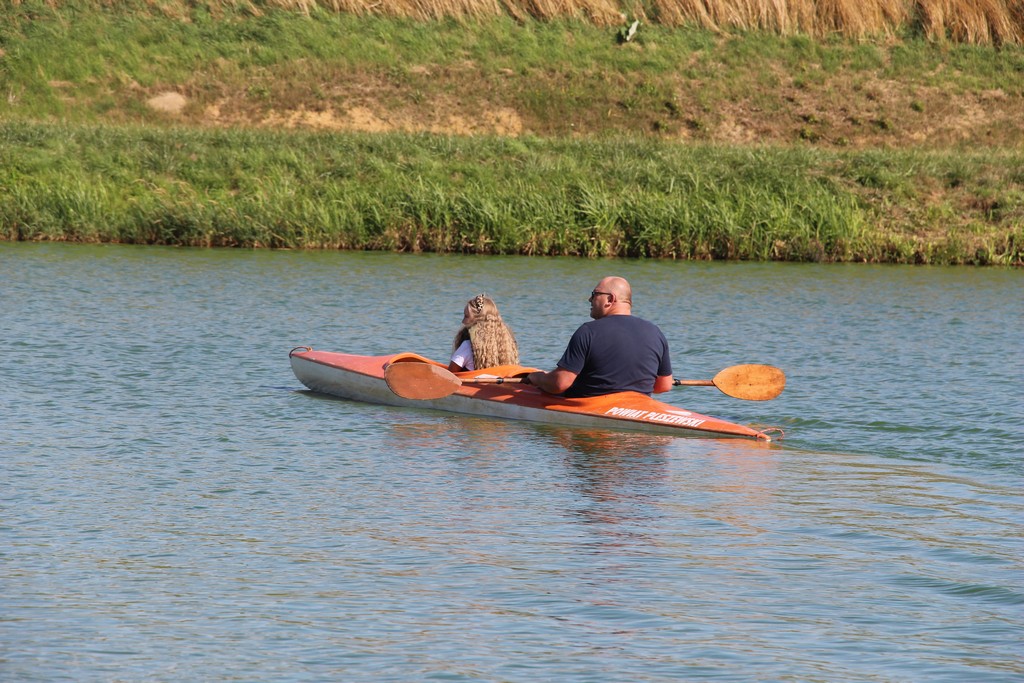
(3, 122, 1020, 266)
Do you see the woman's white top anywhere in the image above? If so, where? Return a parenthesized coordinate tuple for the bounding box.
(450, 339, 475, 371)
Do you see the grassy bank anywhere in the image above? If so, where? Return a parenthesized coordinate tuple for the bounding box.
(4, 2, 1023, 145)
(3, 121, 1021, 264)
(1, 1, 1022, 263)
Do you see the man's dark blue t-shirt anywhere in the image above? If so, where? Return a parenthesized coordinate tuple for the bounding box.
(556, 315, 672, 398)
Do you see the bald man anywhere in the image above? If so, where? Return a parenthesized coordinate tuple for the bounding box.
(524, 276, 673, 398)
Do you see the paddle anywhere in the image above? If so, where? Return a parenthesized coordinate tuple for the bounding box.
(385, 362, 784, 401)
(673, 364, 785, 401)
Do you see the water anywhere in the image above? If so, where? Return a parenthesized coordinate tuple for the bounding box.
(2, 242, 1022, 682)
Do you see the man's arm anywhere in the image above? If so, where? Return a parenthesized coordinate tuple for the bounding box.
(653, 374, 673, 394)
(524, 367, 577, 395)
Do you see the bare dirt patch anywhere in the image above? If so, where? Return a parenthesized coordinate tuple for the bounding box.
(203, 97, 523, 137)
(147, 91, 188, 115)
(177, 62, 1022, 149)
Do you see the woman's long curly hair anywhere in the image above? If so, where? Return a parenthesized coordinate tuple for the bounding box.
(452, 294, 519, 369)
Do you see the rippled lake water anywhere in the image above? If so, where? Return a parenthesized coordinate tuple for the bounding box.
(2, 242, 1022, 682)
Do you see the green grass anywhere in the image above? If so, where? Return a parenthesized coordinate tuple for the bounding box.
(2, 121, 1021, 264)
(3, 3, 1022, 131)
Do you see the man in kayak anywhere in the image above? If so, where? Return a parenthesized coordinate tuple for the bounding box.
(523, 276, 673, 398)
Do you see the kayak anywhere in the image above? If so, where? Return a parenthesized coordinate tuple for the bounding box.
(289, 347, 774, 441)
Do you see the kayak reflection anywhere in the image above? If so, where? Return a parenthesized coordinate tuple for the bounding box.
(529, 425, 780, 548)
(530, 426, 675, 542)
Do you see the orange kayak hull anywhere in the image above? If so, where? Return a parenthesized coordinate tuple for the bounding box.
(290, 348, 771, 441)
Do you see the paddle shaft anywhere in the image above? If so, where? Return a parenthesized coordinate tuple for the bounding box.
(475, 377, 746, 389)
(462, 377, 524, 385)
(476, 377, 719, 389)
(487, 370, 782, 400)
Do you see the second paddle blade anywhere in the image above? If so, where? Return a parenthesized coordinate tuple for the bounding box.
(384, 362, 461, 400)
(713, 364, 786, 401)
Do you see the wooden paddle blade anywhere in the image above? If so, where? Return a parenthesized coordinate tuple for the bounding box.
(384, 362, 461, 400)
(712, 364, 786, 401)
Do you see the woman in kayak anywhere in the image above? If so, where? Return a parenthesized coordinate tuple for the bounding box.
(448, 294, 520, 372)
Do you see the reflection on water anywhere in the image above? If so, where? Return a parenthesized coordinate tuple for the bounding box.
(2, 243, 1022, 682)
(535, 427, 674, 545)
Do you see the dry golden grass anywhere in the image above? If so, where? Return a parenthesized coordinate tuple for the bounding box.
(225, 0, 1024, 43)
(32, 0, 1019, 41)
(915, 0, 1022, 44)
